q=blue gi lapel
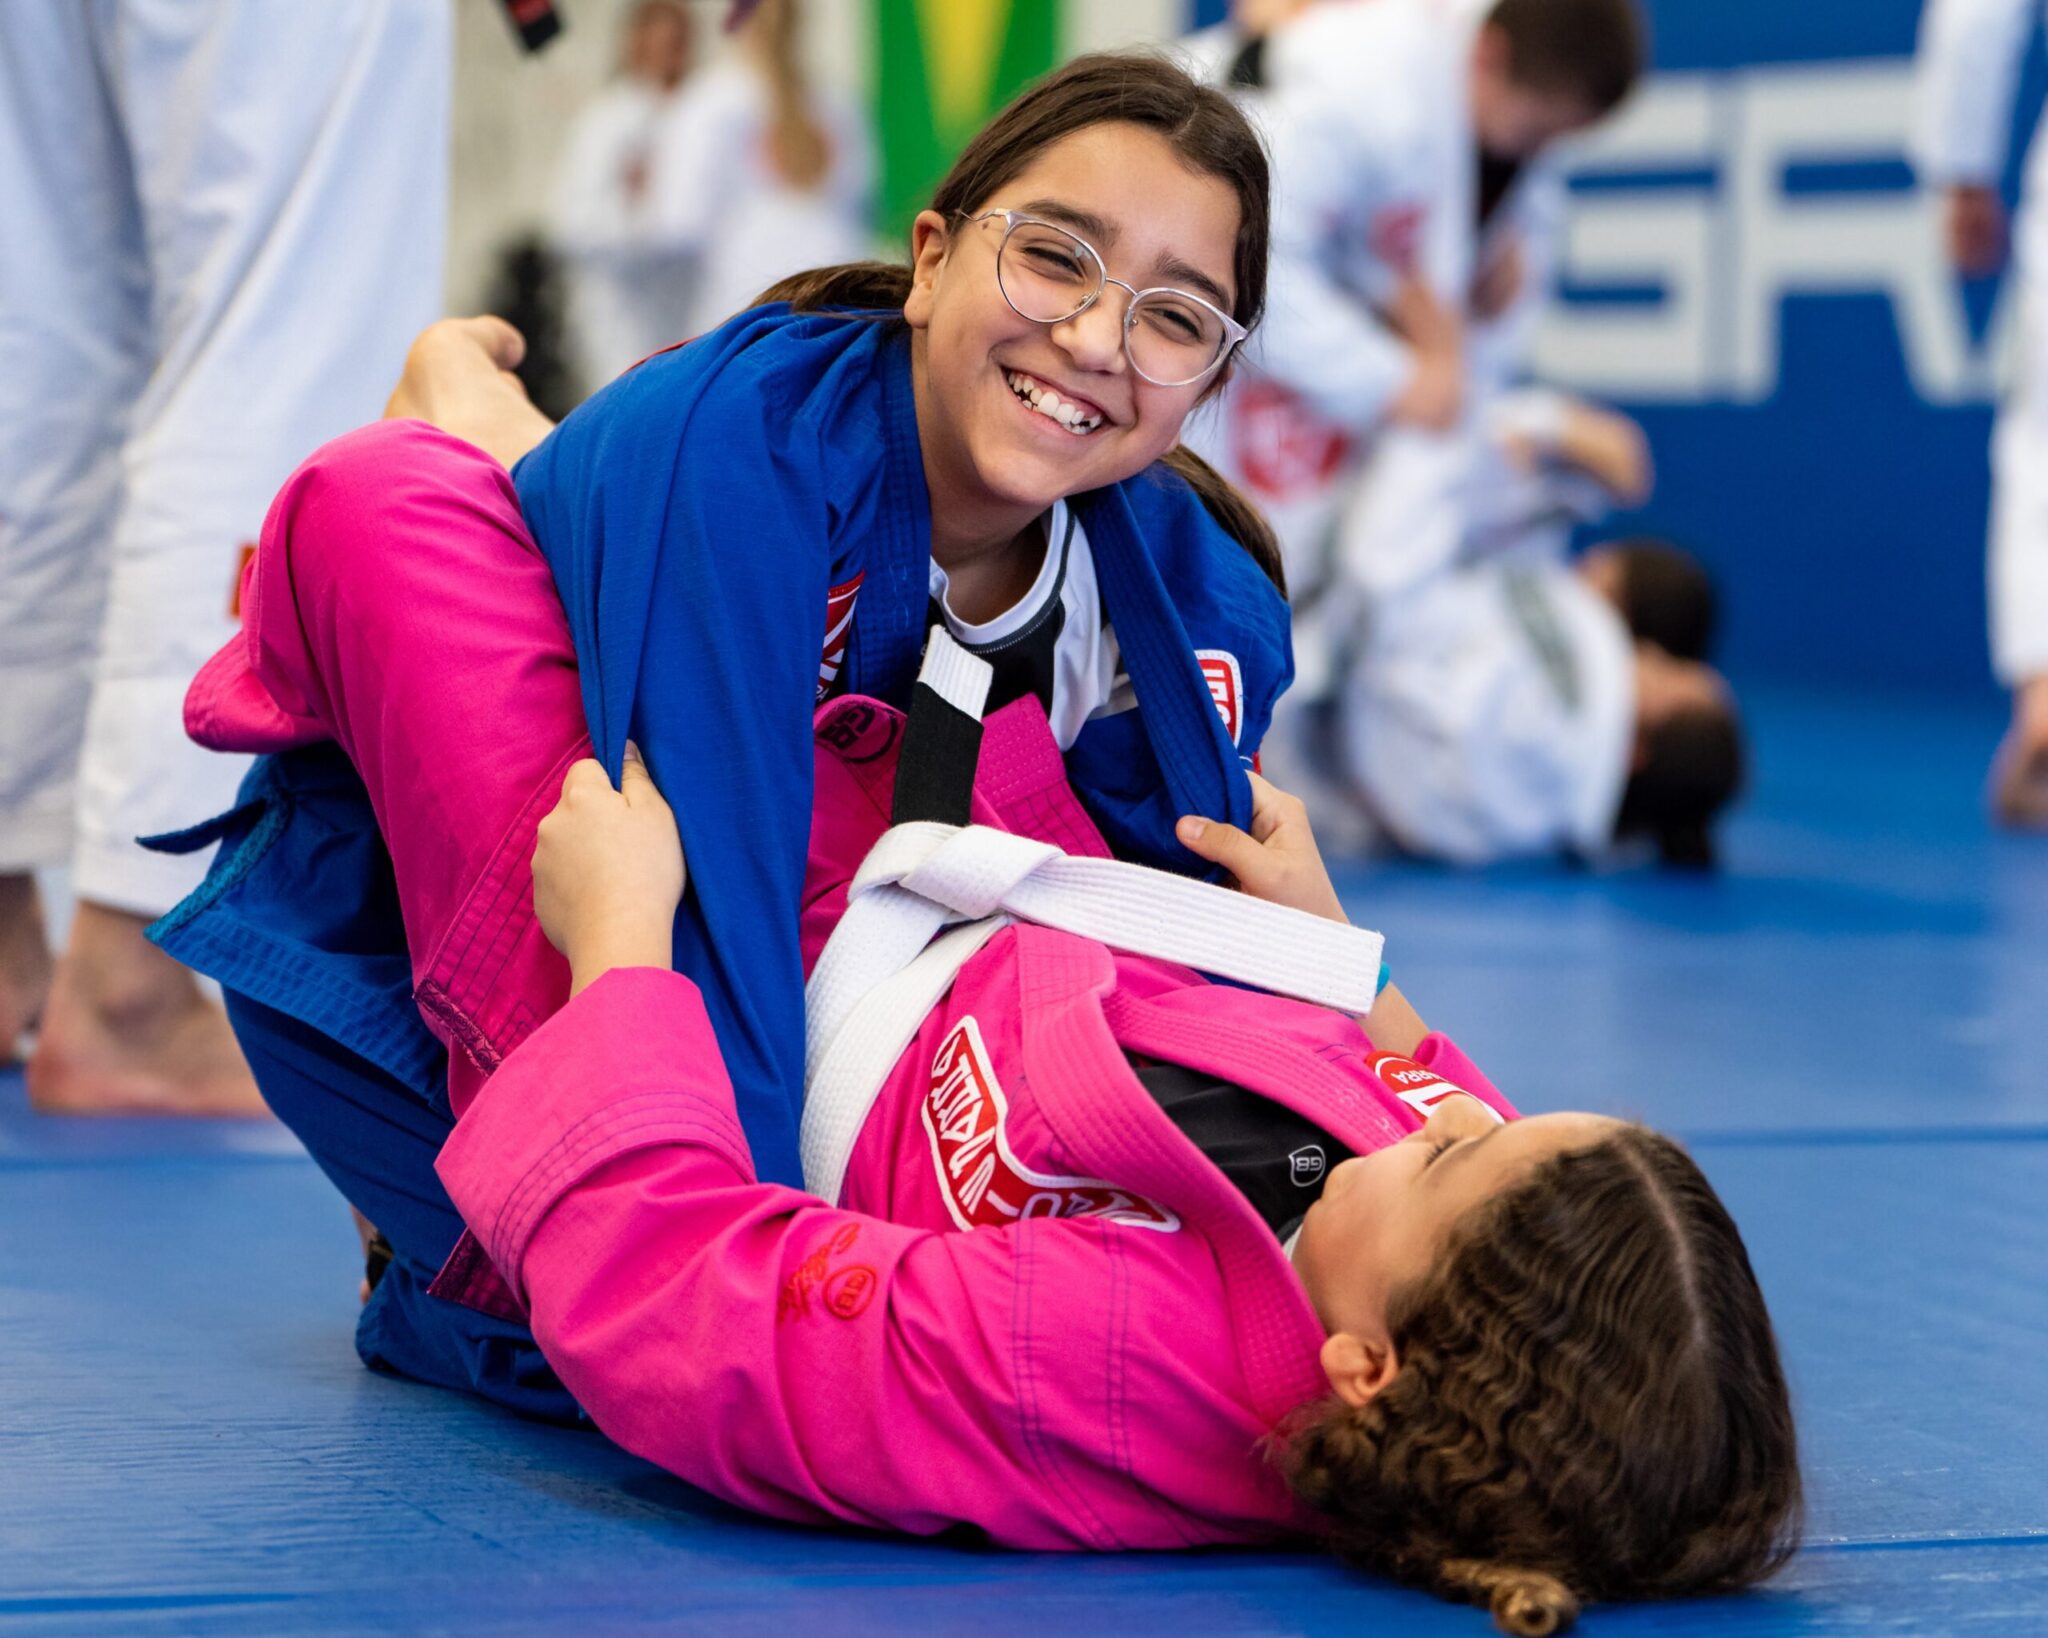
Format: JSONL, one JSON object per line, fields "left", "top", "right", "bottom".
{"left": 847, "top": 325, "right": 933, "bottom": 705}
{"left": 1074, "top": 483, "right": 1255, "bottom": 842}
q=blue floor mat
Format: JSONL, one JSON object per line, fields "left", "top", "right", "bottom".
{"left": 4, "top": 685, "right": 2044, "bottom": 1635}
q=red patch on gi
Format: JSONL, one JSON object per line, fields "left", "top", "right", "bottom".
{"left": 1369, "top": 202, "right": 1426, "bottom": 273}
{"left": 1367, "top": 1052, "right": 1501, "bottom": 1124}
{"left": 817, "top": 572, "right": 864, "bottom": 701}
{"left": 924, "top": 1019, "right": 1179, "bottom": 1233}
{"left": 1228, "top": 379, "right": 1353, "bottom": 501}
{"left": 779, "top": 1222, "right": 871, "bottom": 1323}
{"left": 1195, "top": 650, "right": 1242, "bottom": 744}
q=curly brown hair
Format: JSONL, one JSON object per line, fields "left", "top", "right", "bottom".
{"left": 1279, "top": 1126, "right": 1800, "bottom": 1635}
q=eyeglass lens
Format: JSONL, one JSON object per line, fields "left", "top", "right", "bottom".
{"left": 996, "top": 220, "right": 1227, "bottom": 386}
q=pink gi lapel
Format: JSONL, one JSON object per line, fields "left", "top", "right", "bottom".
{"left": 1013, "top": 926, "right": 1331, "bottom": 1428}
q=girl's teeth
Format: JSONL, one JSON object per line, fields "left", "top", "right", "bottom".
{"left": 1008, "top": 371, "right": 1100, "bottom": 434}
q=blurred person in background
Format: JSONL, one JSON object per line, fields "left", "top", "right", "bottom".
{"left": 1324, "top": 396, "right": 1739, "bottom": 867}
{"left": 0, "top": 0, "right": 448, "bottom": 1109}
{"left": 646, "top": 0, "right": 873, "bottom": 339}
{"left": 1186, "top": 0, "right": 1643, "bottom": 606}
{"left": 1179, "top": 0, "right": 1318, "bottom": 93}
{"left": 548, "top": 0, "right": 703, "bottom": 390}
{"left": 1913, "top": 0, "right": 2048, "bottom": 827}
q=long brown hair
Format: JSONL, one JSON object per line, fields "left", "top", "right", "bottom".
{"left": 755, "top": 53, "right": 1284, "bottom": 593}
{"left": 1281, "top": 1126, "right": 1801, "bottom": 1634}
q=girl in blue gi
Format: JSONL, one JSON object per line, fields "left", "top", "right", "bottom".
{"left": 154, "top": 53, "right": 1297, "bottom": 1413}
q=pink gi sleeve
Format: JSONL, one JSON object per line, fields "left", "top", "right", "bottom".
{"left": 436, "top": 968, "right": 1141, "bottom": 1549}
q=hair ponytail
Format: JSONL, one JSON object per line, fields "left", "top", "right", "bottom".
{"left": 1438, "top": 1561, "right": 1580, "bottom": 1637}
{"left": 1161, "top": 443, "right": 1285, "bottom": 596}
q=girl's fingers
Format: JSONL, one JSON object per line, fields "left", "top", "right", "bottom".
{"left": 1175, "top": 815, "right": 1265, "bottom": 882}
{"left": 562, "top": 757, "right": 611, "bottom": 795}
{"left": 619, "top": 740, "right": 669, "bottom": 810}
{"left": 1245, "top": 771, "right": 1304, "bottom": 844}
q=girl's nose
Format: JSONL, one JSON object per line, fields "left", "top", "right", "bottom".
{"left": 1423, "top": 1092, "right": 1498, "bottom": 1141}
{"left": 1049, "top": 289, "right": 1130, "bottom": 376}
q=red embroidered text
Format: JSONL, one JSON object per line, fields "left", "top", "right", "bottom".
{"left": 923, "top": 1018, "right": 1179, "bottom": 1233}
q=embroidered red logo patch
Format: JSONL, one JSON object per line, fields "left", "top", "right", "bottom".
{"left": 1366, "top": 1052, "right": 1502, "bottom": 1124}
{"left": 817, "top": 572, "right": 864, "bottom": 701}
{"left": 923, "top": 1018, "right": 1179, "bottom": 1234}
{"left": 778, "top": 1222, "right": 875, "bottom": 1323}
{"left": 1228, "top": 378, "right": 1354, "bottom": 501}
{"left": 1196, "top": 650, "right": 1243, "bottom": 744}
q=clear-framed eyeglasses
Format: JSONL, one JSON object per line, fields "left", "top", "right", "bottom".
{"left": 964, "top": 209, "right": 1248, "bottom": 388}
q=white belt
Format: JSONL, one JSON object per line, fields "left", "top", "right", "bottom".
{"left": 800, "top": 820, "right": 1387, "bottom": 1205}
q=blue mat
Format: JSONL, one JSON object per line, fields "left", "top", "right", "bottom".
{"left": 5, "top": 686, "right": 2045, "bottom": 1635}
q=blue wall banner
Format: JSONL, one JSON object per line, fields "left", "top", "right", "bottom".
{"left": 1533, "top": 0, "right": 2037, "bottom": 694}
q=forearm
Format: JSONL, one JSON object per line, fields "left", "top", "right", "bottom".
{"left": 1362, "top": 978, "right": 1427, "bottom": 1056}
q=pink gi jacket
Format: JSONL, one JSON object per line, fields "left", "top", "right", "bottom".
{"left": 436, "top": 694, "right": 1517, "bottom": 1550}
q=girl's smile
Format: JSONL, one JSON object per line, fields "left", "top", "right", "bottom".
{"left": 1002, "top": 367, "right": 1109, "bottom": 436}
{"left": 905, "top": 121, "right": 1241, "bottom": 568}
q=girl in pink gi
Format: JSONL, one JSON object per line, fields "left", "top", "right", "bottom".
{"left": 167, "top": 57, "right": 1800, "bottom": 1636}
{"left": 460, "top": 685, "right": 1801, "bottom": 1638}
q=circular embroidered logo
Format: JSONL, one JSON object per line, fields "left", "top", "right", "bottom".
{"left": 824, "top": 1265, "right": 877, "bottom": 1320}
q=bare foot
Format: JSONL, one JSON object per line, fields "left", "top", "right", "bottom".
{"left": 384, "top": 316, "right": 557, "bottom": 469}
{"left": 351, "top": 1208, "right": 386, "bottom": 1305}
{"left": 0, "top": 873, "right": 54, "bottom": 1064}
{"left": 1991, "top": 676, "right": 2048, "bottom": 829}
{"left": 26, "top": 901, "right": 269, "bottom": 1117}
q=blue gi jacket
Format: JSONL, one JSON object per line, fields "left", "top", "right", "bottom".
{"left": 152, "top": 305, "right": 1292, "bottom": 1190}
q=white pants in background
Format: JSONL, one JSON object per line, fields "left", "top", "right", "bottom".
{"left": 1992, "top": 199, "right": 2048, "bottom": 689}
{"left": 0, "top": 0, "right": 448, "bottom": 915}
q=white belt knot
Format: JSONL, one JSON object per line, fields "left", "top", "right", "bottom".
{"left": 800, "top": 820, "right": 1387, "bottom": 1205}
{"left": 851, "top": 821, "right": 1060, "bottom": 922}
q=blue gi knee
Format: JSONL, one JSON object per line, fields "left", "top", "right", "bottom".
{"left": 148, "top": 744, "right": 577, "bottom": 1424}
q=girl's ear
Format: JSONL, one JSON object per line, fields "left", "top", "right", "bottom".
{"left": 1320, "top": 1330, "right": 1400, "bottom": 1408}
{"left": 904, "top": 209, "right": 953, "bottom": 331}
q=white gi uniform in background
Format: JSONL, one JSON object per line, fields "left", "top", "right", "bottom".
{"left": 1338, "top": 558, "right": 1635, "bottom": 863}
{"left": 0, "top": 0, "right": 447, "bottom": 915}
{"left": 1183, "top": 0, "right": 1567, "bottom": 602}
{"left": 1330, "top": 390, "right": 1607, "bottom": 606}
{"left": 1913, "top": 0, "right": 2048, "bottom": 686}
{"left": 549, "top": 75, "right": 702, "bottom": 389}
{"left": 1329, "top": 394, "right": 1635, "bottom": 863}
{"left": 647, "top": 57, "right": 873, "bottom": 338}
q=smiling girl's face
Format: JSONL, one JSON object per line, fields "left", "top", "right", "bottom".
{"left": 903, "top": 121, "right": 1242, "bottom": 559}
